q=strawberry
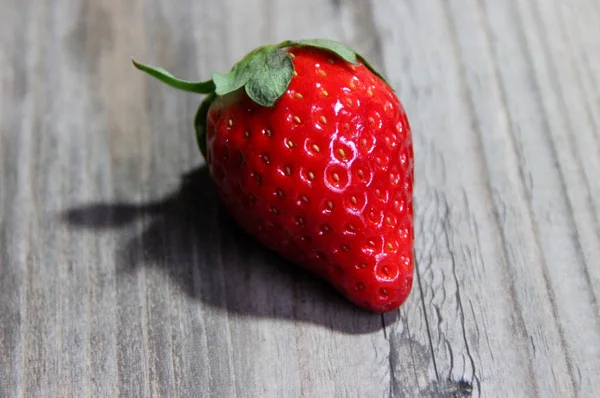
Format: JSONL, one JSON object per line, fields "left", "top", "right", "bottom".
{"left": 133, "top": 39, "right": 414, "bottom": 312}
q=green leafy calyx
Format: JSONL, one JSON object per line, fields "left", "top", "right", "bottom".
{"left": 131, "top": 38, "right": 389, "bottom": 107}
{"left": 210, "top": 45, "right": 293, "bottom": 107}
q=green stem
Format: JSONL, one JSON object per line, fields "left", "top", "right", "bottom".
{"left": 132, "top": 59, "right": 215, "bottom": 94}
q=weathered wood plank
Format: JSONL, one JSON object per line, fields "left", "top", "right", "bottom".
{"left": 0, "top": 3, "right": 28, "bottom": 396}
{"left": 374, "top": 0, "right": 600, "bottom": 397}
{"left": 506, "top": 0, "right": 600, "bottom": 394}
{"left": 446, "top": 0, "right": 579, "bottom": 394}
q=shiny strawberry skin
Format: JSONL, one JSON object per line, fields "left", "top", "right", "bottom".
{"left": 205, "top": 47, "right": 414, "bottom": 312}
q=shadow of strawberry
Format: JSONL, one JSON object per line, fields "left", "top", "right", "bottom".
{"left": 61, "top": 166, "right": 393, "bottom": 334}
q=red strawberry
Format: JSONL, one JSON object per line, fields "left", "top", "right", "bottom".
{"left": 133, "top": 39, "right": 414, "bottom": 312}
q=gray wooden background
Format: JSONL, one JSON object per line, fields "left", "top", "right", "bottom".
{"left": 1, "top": 0, "right": 600, "bottom": 397}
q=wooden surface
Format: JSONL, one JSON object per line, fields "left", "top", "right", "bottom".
{"left": 1, "top": 0, "right": 600, "bottom": 397}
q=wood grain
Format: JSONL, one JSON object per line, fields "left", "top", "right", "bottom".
{"left": 1, "top": 0, "right": 600, "bottom": 397}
